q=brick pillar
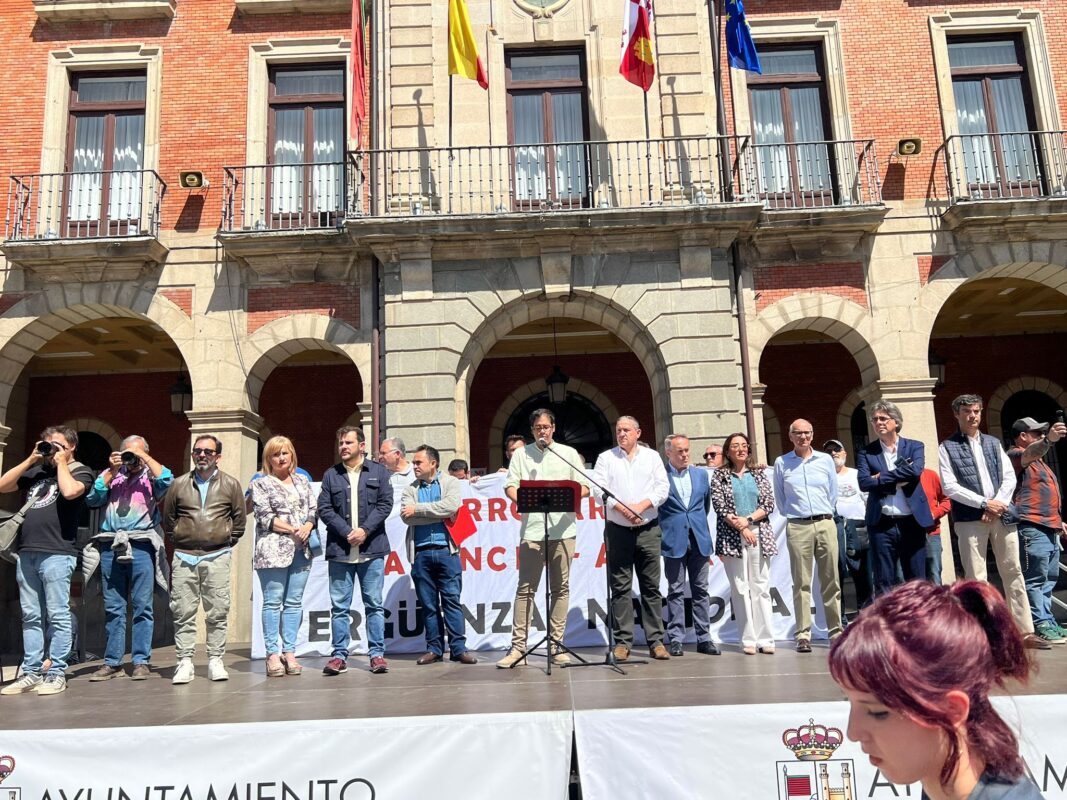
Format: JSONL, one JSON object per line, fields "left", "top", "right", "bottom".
{"left": 183, "top": 409, "right": 264, "bottom": 648}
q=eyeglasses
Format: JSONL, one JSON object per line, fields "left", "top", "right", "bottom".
{"left": 378, "top": 449, "right": 396, "bottom": 457}
{"left": 704, "top": 451, "right": 721, "bottom": 458}
{"left": 791, "top": 431, "right": 814, "bottom": 437}
{"left": 872, "top": 416, "right": 893, "bottom": 423}
{"left": 192, "top": 448, "right": 217, "bottom": 456}
{"left": 532, "top": 425, "right": 553, "bottom": 431}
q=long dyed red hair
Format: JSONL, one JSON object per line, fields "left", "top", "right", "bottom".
{"left": 828, "top": 580, "right": 1032, "bottom": 785}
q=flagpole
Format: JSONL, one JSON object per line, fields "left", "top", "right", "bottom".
{"left": 708, "top": 0, "right": 757, "bottom": 449}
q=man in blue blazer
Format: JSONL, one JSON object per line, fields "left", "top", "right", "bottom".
{"left": 856, "top": 400, "right": 933, "bottom": 595}
{"left": 318, "top": 425, "right": 394, "bottom": 676}
{"left": 659, "top": 434, "right": 719, "bottom": 655}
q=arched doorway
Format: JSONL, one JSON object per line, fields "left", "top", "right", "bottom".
{"left": 502, "top": 390, "right": 612, "bottom": 467}
{"left": 467, "top": 317, "right": 657, "bottom": 470}
{"left": 74, "top": 430, "right": 113, "bottom": 473}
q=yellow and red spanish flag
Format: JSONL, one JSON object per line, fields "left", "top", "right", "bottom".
{"left": 619, "top": 0, "right": 655, "bottom": 91}
{"left": 448, "top": 0, "right": 488, "bottom": 90}
{"left": 351, "top": 0, "right": 368, "bottom": 137}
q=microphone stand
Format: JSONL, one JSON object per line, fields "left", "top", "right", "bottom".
{"left": 538, "top": 440, "right": 647, "bottom": 674}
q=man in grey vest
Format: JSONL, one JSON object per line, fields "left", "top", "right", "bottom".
{"left": 937, "top": 394, "right": 1047, "bottom": 650}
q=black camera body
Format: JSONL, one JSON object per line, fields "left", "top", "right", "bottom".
{"left": 121, "top": 451, "right": 140, "bottom": 468}
{"left": 36, "top": 441, "right": 59, "bottom": 457}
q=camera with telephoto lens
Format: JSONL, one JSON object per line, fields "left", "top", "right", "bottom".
{"left": 36, "top": 441, "right": 60, "bottom": 457}
{"left": 121, "top": 451, "right": 140, "bottom": 468}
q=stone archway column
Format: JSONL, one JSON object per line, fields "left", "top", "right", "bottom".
{"left": 857, "top": 378, "right": 955, "bottom": 583}
{"left": 183, "top": 409, "right": 264, "bottom": 648}
{"left": 750, "top": 383, "right": 769, "bottom": 463}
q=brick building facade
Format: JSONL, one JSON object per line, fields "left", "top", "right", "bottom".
{"left": 1, "top": 0, "right": 1066, "bottom": 648}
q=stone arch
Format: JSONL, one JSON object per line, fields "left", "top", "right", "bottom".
{"left": 836, "top": 389, "right": 866, "bottom": 452}
{"left": 454, "top": 293, "right": 672, "bottom": 457}
{"left": 241, "top": 314, "right": 369, "bottom": 413}
{"left": 61, "top": 417, "right": 122, "bottom": 450}
{"left": 485, "top": 378, "right": 622, "bottom": 467}
{"left": 0, "top": 291, "right": 196, "bottom": 423}
{"left": 750, "top": 294, "right": 880, "bottom": 386}
{"left": 917, "top": 243, "right": 1067, "bottom": 350}
{"left": 986, "top": 376, "right": 1067, "bottom": 441}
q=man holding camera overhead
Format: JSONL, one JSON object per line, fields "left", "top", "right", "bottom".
{"left": 84, "top": 435, "right": 173, "bottom": 682}
{"left": 0, "top": 426, "right": 94, "bottom": 696}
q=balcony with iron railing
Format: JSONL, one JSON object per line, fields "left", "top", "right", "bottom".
{"left": 217, "top": 135, "right": 885, "bottom": 264}
{"left": 942, "top": 130, "right": 1067, "bottom": 232}
{"left": 2, "top": 169, "right": 168, "bottom": 281}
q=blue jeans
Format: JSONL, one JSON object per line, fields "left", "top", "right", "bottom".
{"left": 15, "top": 551, "right": 77, "bottom": 676}
{"left": 100, "top": 540, "right": 156, "bottom": 666}
{"left": 257, "top": 549, "right": 312, "bottom": 655}
{"left": 328, "top": 557, "right": 385, "bottom": 659}
{"left": 871, "top": 515, "right": 927, "bottom": 596}
{"left": 1019, "top": 523, "right": 1060, "bottom": 627}
{"left": 411, "top": 547, "right": 467, "bottom": 658}
{"left": 926, "top": 533, "right": 943, "bottom": 585}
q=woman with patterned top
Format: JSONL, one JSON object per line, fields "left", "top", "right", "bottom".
{"left": 251, "top": 436, "right": 317, "bottom": 677}
{"left": 710, "top": 432, "right": 778, "bottom": 655}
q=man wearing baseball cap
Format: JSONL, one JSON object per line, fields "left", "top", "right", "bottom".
{"left": 1007, "top": 415, "right": 1067, "bottom": 644}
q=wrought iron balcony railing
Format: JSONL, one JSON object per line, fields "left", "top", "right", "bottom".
{"left": 218, "top": 136, "right": 883, "bottom": 231}
{"left": 349, "top": 135, "right": 749, "bottom": 218}
{"left": 945, "top": 130, "right": 1067, "bottom": 202}
{"left": 5, "top": 170, "right": 166, "bottom": 242}
{"left": 221, "top": 161, "right": 349, "bottom": 233}
{"left": 741, "top": 138, "right": 881, "bottom": 210}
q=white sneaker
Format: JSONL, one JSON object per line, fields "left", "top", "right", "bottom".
{"left": 36, "top": 673, "right": 66, "bottom": 696}
{"left": 172, "top": 658, "right": 195, "bottom": 685}
{"left": 1, "top": 673, "right": 42, "bottom": 695}
{"left": 208, "top": 657, "right": 228, "bottom": 682}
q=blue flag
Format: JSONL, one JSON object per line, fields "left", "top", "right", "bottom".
{"left": 724, "top": 0, "right": 761, "bottom": 74}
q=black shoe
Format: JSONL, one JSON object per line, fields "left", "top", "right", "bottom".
{"left": 668, "top": 642, "right": 684, "bottom": 657}
{"left": 696, "top": 641, "right": 721, "bottom": 656}
{"left": 796, "top": 639, "right": 812, "bottom": 653}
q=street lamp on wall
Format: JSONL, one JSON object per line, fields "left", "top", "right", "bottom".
{"left": 928, "top": 351, "right": 946, "bottom": 388}
{"left": 170, "top": 367, "right": 193, "bottom": 416}
{"left": 544, "top": 318, "right": 570, "bottom": 404}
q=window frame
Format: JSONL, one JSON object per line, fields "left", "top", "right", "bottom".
{"left": 266, "top": 62, "right": 347, "bottom": 228}
{"left": 504, "top": 47, "right": 590, "bottom": 210}
{"left": 63, "top": 69, "right": 148, "bottom": 237}
{"left": 745, "top": 41, "right": 837, "bottom": 207}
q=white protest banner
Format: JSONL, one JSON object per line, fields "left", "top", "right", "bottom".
{"left": 573, "top": 695, "right": 1067, "bottom": 800}
{"left": 0, "top": 711, "right": 574, "bottom": 800}
{"left": 252, "top": 474, "right": 833, "bottom": 657}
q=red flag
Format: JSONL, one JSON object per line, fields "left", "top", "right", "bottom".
{"left": 351, "top": 0, "right": 368, "bottom": 139}
{"left": 619, "top": 0, "right": 654, "bottom": 91}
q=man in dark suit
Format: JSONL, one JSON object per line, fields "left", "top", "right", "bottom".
{"left": 856, "top": 400, "right": 933, "bottom": 595}
{"left": 318, "top": 426, "right": 394, "bottom": 675}
{"left": 660, "top": 434, "right": 719, "bottom": 656}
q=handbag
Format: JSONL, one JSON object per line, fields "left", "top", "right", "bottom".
{"left": 307, "top": 527, "right": 323, "bottom": 558}
{"left": 0, "top": 489, "right": 40, "bottom": 564}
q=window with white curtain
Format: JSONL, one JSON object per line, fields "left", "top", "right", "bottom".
{"left": 268, "top": 65, "right": 345, "bottom": 226}
{"left": 506, "top": 50, "right": 588, "bottom": 209}
{"left": 66, "top": 73, "right": 146, "bottom": 234}
{"left": 949, "top": 37, "right": 1040, "bottom": 195}
{"left": 747, "top": 45, "right": 835, "bottom": 207}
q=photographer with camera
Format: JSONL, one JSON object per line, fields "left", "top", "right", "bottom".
{"left": 0, "top": 426, "right": 94, "bottom": 696}
{"left": 84, "top": 435, "right": 173, "bottom": 681}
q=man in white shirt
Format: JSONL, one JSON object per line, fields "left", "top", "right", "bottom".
{"left": 938, "top": 394, "right": 1044, "bottom": 650}
{"left": 592, "top": 416, "right": 670, "bottom": 662}
{"left": 377, "top": 437, "right": 415, "bottom": 496}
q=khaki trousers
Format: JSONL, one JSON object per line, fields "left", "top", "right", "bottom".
{"left": 170, "top": 551, "right": 231, "bottom": 659}
{"left": 955, "top": 519, "right": 1034, "bottom": 633}
{"left": 786, "top": 518, "right": 842, "bottom": 641}
{"left": 511, "top": 538, "right": 576, "bottom": 650}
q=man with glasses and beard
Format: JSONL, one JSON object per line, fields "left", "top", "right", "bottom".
{"left": 163, "top": 435, "right": 245, "bottom": 685}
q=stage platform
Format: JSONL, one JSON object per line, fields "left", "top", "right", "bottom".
{"left": 3, "top": 641, "right": 1066, "bottom": 730}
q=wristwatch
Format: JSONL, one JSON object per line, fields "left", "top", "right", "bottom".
{"left": 980, "top": 500, "right": 988, "bottom": 512}
{"left": 746, "top": 515, "right": 754, "bottom": 526}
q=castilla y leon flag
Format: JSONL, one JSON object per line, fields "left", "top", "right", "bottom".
{"left": 351, "top": 0, "right": 368, "bottom": 136}
{"left": 619, "top": 0, "right": 655, "bottom": 91}
{"left": 448, "top": 0, "right": 489, "bottom": 90}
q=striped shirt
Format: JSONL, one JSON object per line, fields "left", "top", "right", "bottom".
{"left": 1007, "top": 447, "right": 1063, "bottom": 529}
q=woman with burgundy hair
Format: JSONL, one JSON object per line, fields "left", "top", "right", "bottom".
{"left": 829, "top": 580, "right": 1042, "bottom": 799}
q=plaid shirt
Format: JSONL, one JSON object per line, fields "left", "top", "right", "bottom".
{"left": 1007, "top": 447, "right": 1063, "bottom": 529}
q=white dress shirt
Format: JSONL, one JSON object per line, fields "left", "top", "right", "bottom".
{"left": 592, "top": 445, "right": 669, "bottom": 527}
{"left": 879, "top": 441, "right": 911, "bottom": 517}
{"left": 937, "top": 433, "right": 1016, "bottom": 509}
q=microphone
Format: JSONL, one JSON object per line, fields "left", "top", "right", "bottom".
{"left": 537, "top": 437, "right": 549, "bottom": 447}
